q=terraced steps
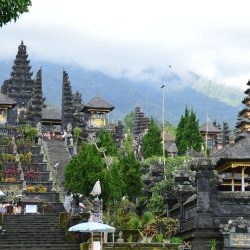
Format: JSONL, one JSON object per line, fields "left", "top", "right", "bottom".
{"left": 0, "top": 214, "right": 79, "bottom": 250}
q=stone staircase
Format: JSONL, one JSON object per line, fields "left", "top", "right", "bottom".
{"left": 0, "top": 214, "right": 79, "bottom": 250}
{"left": 43, "top": 139, "right": 71, "bottom": 190}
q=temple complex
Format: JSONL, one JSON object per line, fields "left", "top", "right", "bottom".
{"left": 0, "top": 42, "right": 122, "bottom": 143}
{"left": 167, "top": 80, "right": 250, "bottom": 249}
{"left": 199, "top": 121, "right": 234, "bottom": 153}
{"left": 236, "top": 80, "right": 250, "bottom": 140}
{"left": 82, "top": 96, "right": 114, "bottom": 129}
{"left": 0, "top": 93, "right": 16, "bottom": 124}
{"left": 133, "top": 106, "right": 150, "bottom": 138}
{"left": 26, "top": 68, "right": 45, "bottom": 126}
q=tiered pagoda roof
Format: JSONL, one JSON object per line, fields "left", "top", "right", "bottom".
{"left": 26, "top": 69, "right": 45, "bottom": 126}
{"left": 133, "top": 106, "right": 150, "bottom": 137}
{"left": 61, "top": 70, "right": 74, "bottom": 129}
{"left": 2, "top": 41, "right": 34, "bottom": 107}
{"left": 236, "top": 80, "right": 250, "bottom": 140}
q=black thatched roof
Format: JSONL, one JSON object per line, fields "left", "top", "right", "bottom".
{"left": 83, "top": 96, "right": 114, "bottom": 111}
{"left": 0, "top": 93, "right": 16, "bottom": 106}
{"left": 200, "top": 122, "right": 220, "bottom": 133}
{"left": 42, "top": 108, "right": 61, "bottom": 121}
{"left": 212, "top": 135, "right": 250, "bottom": 165}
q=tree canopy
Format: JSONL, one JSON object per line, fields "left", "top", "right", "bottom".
{"left": 142, "top": 118, "right": 162, "bottom": 159}
{"left": 97, "top": 128, "right": 118, "bottom": 156}
{"left": 64, "top": 141, "right": 105, "bottom": 195}
{"left": 0, "top": 0, "right": 32, "bottom": 27}
{"left": 175, "top": 107, "right": 203, "bottom": 155}
{"left": 123, "top": 111, "right": 135, "bottom": 133}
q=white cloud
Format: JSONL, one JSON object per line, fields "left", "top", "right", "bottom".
{"left": 1, "top": 0, "right": 250, "bottom": 88}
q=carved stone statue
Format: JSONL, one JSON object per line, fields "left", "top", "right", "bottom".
{"left": 15, "top": 153, "right": 20, "bottom": 162}
{"left": 67, "top": 123, "right": 72, "bottom": 134}
{"left": 22, "top": 181, "right": 27, "bottom": 191}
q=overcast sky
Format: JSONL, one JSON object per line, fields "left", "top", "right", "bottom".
{"left": 1, "top": 0, "right": 250, "bottom": 88}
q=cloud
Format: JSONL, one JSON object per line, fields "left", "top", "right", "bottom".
{"left": 1, "top": 0, "right": 250, "bottom": 88}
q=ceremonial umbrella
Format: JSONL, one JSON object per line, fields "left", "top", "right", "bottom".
{"left": 90, "top": 180, "right": 101, "bottom": 197}
{"left": 0, "top": 191, "right": 5, "bottom": 197}
{"left": 69, "top": 221, "right": 116, "bottom": 249}
{"left": 68, "top": 221, "right": 115, "bottom": 233}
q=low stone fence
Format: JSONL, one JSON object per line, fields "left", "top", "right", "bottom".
{"left": 80, "top": 242, "right": 180, "bottom": 250}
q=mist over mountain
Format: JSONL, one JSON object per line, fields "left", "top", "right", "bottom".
{"left": 0, "top": 60, "right": 244, "bottom": 126}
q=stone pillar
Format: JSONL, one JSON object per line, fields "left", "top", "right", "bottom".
{"left": 192, "top": 159, "right": 215, "bottom": 250}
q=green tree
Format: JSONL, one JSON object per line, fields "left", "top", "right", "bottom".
{"left": 176, "top": 107, "right": 203, "bottom": 155}
{"left": 103, "top": 159, "right": 124, "bottom": 202}
{"left": 0, "top": 0, "right": 32, "bottom": 27}
{"left": 123, "top": 131, "right": 134, "bottom": 154}
{"left": 17, "top": 124, "right": 38, "bottom": 141}
{"left": 164, "top": 121, "right": 176, "bottom": 137}
{"left": 142, "top": 118, "right": 162, "bottom": 159}
{"left": 64, "top": 141, "right": 105, "bottom": 195}
{"left": 0, "top": 162, "right": 2, "bottom": 181}
{"left": 120, "top": 152, "right": 142, "bottom": 201}
{"left": 123, "top": 111, "right": 135, "bottom": 133}
{"left": 97, "top": 128, "right": 117, "bottom": 156}
{"left": 147, "top": 156, "right": 188, "bottom": 215}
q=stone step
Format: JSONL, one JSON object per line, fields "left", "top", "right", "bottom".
{"left": 0, "top": 245, "right": 79, "bottom": 250}
{"left": 0, "top": 214, "right": 78, "bottom": 249}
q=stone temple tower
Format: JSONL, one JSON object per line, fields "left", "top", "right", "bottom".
{"left": 61, "top": 70, "right": 74, "bottom": 130}
{"left": 1, "top": 41, "right": 34, "bottom": 124}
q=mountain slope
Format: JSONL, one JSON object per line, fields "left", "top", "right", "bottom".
{"left": 0, "top": 60, "right": 243, "bottom": 126}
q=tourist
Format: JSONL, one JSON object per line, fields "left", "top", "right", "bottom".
{"left": 16, "top": 198, "right": 23, "bottom": 215}
{"left": 0, "top": 225, "right": 5, "bottom": 236}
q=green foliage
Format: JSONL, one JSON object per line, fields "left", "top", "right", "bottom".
{"left": 147, "top": 156, "right": 188, "bottom": 215}
{"left": 127, "top": 234, "right": 133, "bottom": 243}
{"left": 170, "top": 237, "right": 183, "bottom": 244}
{"left": 17, "top": 124, "right": 38, "bottom": 141}
{"left": 97, "top": 128, "right": 118, "bottom": 156}
{"left": 128, "top": 215, "right": 142, "bottom": 230}
{"left": 0, "top": 0, "right": 31, "bottom": 27}
{"left": 102, "top": 159, "right": 124, "bottom": 202}
{"left": 176, "top": 107, "right": 204, "bottom": 155}
{"left": 109, "top": 198, "right": 137, "bottom": 229}
{"left": 0, "top": 162, "right": 2, "bottom": 181}
{"left": 210, "top": 239, "right": 217, "bottom": 250}
{"left": 64, "top": 141, "right": 105, "bottom": 195}
{"left": 164, "top": 121, "right": 176, "bottom": 137}
{"left": 148, "top": 180, "right": 169, "bottom": 216}
{"left": 73, "top": 127, "right": 82, "bottom": 145}
{"left": 155, "top": 233, "right": 164, "bottom": 243}
{"left": 142, "top": 118, "right": 162, "bottom": 159}
{"left": 119, "top": 152, "right": 142, "bottom": 201}
{"left": 123, "top": 111, "right": 135, "bottom": 133}
{"left": 142, "top": 211, "right": 154, "bottom": 226}
{"left": 123, "top": 131, "right": 134, "bottom": 154}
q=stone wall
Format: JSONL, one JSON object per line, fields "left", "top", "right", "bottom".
{"left": 80, "top": 243, "right": 180, "bottom": 250}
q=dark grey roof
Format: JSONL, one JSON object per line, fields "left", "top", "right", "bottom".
{"left": 200, "top": 122, "right": 220, "bottom": 133}
{"left": 165, "top": 142, "right": 178, "bottom": 154}
{"left": 0, "top": 93, "right": 16, "bottom": 106}
{"left": 164, "top": 132, "right": 175, "bottom": 142}
{"left": 42, "top": 108, "right": 61, "bottom": 120}
{"left": 212, "top": 135, "right": 250, "bottom": 162}
{"left": 85, "top": 96, "right": 114, "bottom": 110}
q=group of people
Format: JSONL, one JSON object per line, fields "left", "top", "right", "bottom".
{"left": 42, "top": 130, "right": 66, "bottom": 141}
{"left": 0, "top": 198, "right": 23, "bottom": 215}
